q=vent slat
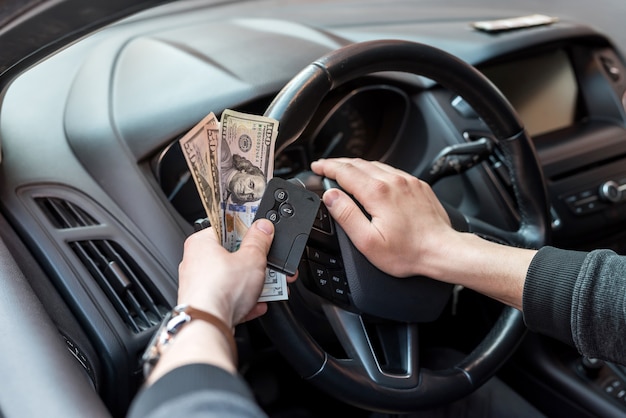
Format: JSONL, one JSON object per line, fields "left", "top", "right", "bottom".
{"left": 35, "top": 197, "right": 98, "bottom": 229}
{"left": 106, "top": 261, "right": 132, "bottom": 292}
{"left": 65, "top": 200, "right": 97, "bottom": 227}
{"left": 70, "top": 240, "right": 167, "bottom": 333}
{"left": 125, "top": 291, "right": 153, "bottom": 327}
{"left": 48, "top": 199, "right": 78, "bottom": 228}
{"left": 101, "top": 241, "right": 163, "bottom": 319}
{"left": 71, "top": 242, "right": 142, "bottom": 333}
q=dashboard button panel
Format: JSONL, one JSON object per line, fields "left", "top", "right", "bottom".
{"left": 561, "top": 177, "right": 626, "bottom": 216}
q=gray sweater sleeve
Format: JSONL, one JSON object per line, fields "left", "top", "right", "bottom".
{"left": 126, "top": 364, "right": 267, "bottom": 418}
{"left": 523, "top": 246, "right": 626, "bottom": 365}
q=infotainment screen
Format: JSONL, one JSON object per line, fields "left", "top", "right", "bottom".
{"left": 480, "top": 49, "right": 579, "bottom": 137}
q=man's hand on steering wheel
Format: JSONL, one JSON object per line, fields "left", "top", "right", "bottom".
{"left": 311, "top": 158, "right": 453, "bottom": 279}
{"left": 311, "top": 157, "right": 537, "bottom": 311}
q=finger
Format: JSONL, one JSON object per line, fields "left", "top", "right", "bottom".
{"left": 363, "top": 162, "right": 448, "bottom": 224}
{"left": 286, "top": 270, "right": 299, "bottom": 283}
{"left": 237, "top": 218, "right": 275, "bottom": 258}
{"left": 314, "top": 159, "right": 416, "bottom": 193}
{"left": 370, "top": 161, "right": 415, "bottom": 178}
{"left": 315, "top": 159, "right": 405, "bottom": 221}
{"left": 322, "top": 188, "right": 373, "bottom": 248}
{"left": 314, "top": 158, "right": 409, "bottom": 176}
{"left": 312, "top": 159, "right": 389, "bottom": 201}
{"left": 311, "top": 158, "right": 363, "bottom": 182}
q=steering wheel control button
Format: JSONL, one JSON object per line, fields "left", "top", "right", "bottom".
{"left": 304, "top": 247, "right": 349, "bottom": 302}
{"left": 307, "top": 247, "right": 342, "bottom": 268}
{"left": 313, "top": 205, "right": 332, "bottom": 233}
{"left": 329, "top": 271, "right": 349, "bottom": 302}
{"left": 307, "top": 261, "right": 333, "bottom": 298}
{"left": 253, "top": 177, "right": 321, "bottom": 276}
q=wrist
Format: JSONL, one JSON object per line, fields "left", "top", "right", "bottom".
{"left": 142, "top": 304, "right": 238, "bottom": 385}
{"left": 422, "top": 232, "right": 536, "bottom": 309}
{"left": 414, "top": 227, "right": 465, "bottom": 279}
{"left": 177, "top": 295, "right": 235, "bottom": 329}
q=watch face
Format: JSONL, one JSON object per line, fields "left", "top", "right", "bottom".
{"left": 141, "top": 309, "right": 174, "bottom": 376}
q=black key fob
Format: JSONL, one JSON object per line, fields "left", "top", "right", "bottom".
{"left": 254, "top": 177, "right": 321, "bottom": 276}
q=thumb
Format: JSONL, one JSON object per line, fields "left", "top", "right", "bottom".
{"left": 322, "top": 188, "right": 371, "bottom": 246}
{"left": 238, "top": 218, "right": 274, "bottom": 258}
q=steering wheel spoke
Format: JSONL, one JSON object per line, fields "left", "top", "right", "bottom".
{"left": 322, "top": 304, "right": 420, "bottom": 389}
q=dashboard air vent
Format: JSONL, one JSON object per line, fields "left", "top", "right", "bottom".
{"left": 35, "top": 197, "right": 99, "bottom": 228}
{"left": 69, "top": 240, "right": 167, "bottom": 333}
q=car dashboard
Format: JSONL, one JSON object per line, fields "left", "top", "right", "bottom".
{"left": 1, "top": 1, "right": 626, "bottom": 417}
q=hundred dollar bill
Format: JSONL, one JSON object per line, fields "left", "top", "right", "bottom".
{"left": 179, "top": 112, "right": 223, "bottom": 244}
{"left": 218, "top": 109, "right": 287, "bottom": 302}
{"left": 219, "top": 109, "right": 278, "bottom": 251}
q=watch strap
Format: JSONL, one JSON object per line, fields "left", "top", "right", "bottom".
{"left": 185, "top": 306, "right": 238, "bottom": 365}
{"left": 142, "top": 305, "right": 238, "bottom": 378}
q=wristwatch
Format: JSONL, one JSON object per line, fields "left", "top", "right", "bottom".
{"left": 141, "top": 304, "right": 237, "bottom": 377}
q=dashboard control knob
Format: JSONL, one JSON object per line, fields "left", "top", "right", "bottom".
{"left": 599, "top": 180, "right": 622, "bottom": 203}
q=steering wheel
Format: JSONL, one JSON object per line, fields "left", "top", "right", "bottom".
{"left": 259, "top": 40, "right": 550, "bottom": 412}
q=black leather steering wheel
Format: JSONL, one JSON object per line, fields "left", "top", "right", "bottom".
{"left": 259, "top": 40, "right": 550, "bottom": 412}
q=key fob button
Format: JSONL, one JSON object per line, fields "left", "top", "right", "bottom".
{"left": 274, "top": 189, "right": 288, "bottom": 202}
{"left": 266, "top": 210, "right": 279, "bottom": 223}
{"left": 279, "top": 203, "right": 295, "bottom": 218}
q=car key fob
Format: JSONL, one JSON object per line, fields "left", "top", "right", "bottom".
{"left": 254, "top": 177, "right": 321, "bottom": 276}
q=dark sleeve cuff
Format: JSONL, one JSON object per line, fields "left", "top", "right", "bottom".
{"left": 522, "top": 246, "right": 587, "bottom": 346}
{"left": 127, "top": 364, "right": 255, "bottom": 418}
